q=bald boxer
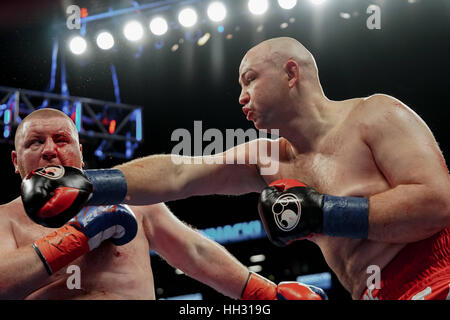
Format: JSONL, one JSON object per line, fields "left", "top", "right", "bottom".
{"left": 23, "top": 37, "right": 450, "bottom": 300}
{"left": 1, "top": 108, "right": 326, "bottom": 300}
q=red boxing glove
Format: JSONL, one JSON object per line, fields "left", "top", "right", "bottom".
{"left": 269, "top": 179, "right": 307, "bottom": 191}
{"left": 241, "top": 272, "right": 327, "bottom": 300}
{"left": 276, "top": 281, "right": 328, "bottom": 300}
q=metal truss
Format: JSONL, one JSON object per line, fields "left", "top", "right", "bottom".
{"left": 0, "top": 86, "right": 143, "bottom": 160}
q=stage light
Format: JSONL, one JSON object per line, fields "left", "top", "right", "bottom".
{"left": 309, "top": 0, "right": 327, "bottom": 5}
{"left": 96, "top": 31, "right": 114, "bottom": 50}
{"left": 149, "top": 17, "right": 168, "bottom": 36}
{"left": 278, "top": 0, "right": 297, "bottom": 10}
{"left": 175, "top": 268, "right": 184, "bottom": 275}
{"left": 207, "top": 2, "right": 227, "bottom": 22}
{"left": 80, "top": 7, "right": 88, "bottom": 18}
{"left": 249, "top": 254, "right": 266, "bottom": 263}
{"left": 248, "top": 265, "right": 262, "bottom": 273}
{"left": 340, "top": 12, "right": 351, "bottom": 19}
{"left": 109, "top": 119, "right": 116, "bottom": 134}
{"left": 69, "top": 36, "right": 87, "bottom": 55}
{"left": 178, "top": 8, "right": 198, "bottom": 28}
{"left": 123, "top": 21, "right": 144, "bottom": 41}
{"left": 197, "top": 33, "right": 211, "bottom": 46}
{"left": 248, "top": 0, "right": 269, "bottom": 15}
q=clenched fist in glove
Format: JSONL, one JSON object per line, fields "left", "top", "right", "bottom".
{"left": 241, "top": 272, "right": 327, "bottom": 300}
{"left": 21, "top": 165, "right": 127, "bottom": 228}
{"left": 258, "top": 179, "right": 369, "bottom": 246}
{"left": 33, "top": 204, "right": 138, "bottom": 275}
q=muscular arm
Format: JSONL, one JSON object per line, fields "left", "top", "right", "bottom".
{"left": 362, "top": 95, "right": 450, "bottom": 243}
{"left": 141, "top": 203, "right": 249, "bottom": 299}
{"left": 0, "top": 211, "right": 49, "bottom": 299}
{"left": 116, "top": 139, "right": 270, "bottom": 205}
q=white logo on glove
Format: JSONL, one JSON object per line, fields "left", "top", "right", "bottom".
{"left": 272, "top": 193, "right": 301, "bottom": 232}
{"left": 33, "top": 165, "right": 65, "bottom": 180}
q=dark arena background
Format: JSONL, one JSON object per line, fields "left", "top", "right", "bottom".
{"left": 0, "top": 0, "right": 449, "bottom": 303}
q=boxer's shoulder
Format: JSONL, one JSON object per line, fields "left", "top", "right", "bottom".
{"left": 359, "top": 94, "right": 414, "bottom": 120}
{"left": 0, "top": 198, "right": 25, "bottom": 250}
{"left": 0, "top": 197, "right": 23, "bottom": 224}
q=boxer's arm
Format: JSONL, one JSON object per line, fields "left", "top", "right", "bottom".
{"left": 362, "top": 95, "right": 450, "bottom": 243}
{"left": 0, "top": 216, "right": 50, "bottom": 299}
{"left": 115, "top": 139, "right": 270, "bottom": 205}
{"left": 141, "top": 203, "right": 249, "bottom": 299}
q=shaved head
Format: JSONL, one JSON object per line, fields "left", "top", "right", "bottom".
{"left": 12, "top": 108, "right": 83, "bottom": 178}
{"left": 14, "top": 108, "right": 79, "bottom": 148}
{"left": 240, "top": 37, "right": 320, "bottom": 84}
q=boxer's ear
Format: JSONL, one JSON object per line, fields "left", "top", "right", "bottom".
{"left": 284, "top": 58, "right": 300, "bottom": 89}
{"left": 80, "top": 144, "right": 85, "bottom": 168}
{"left": 11, "top": 150, "right": 19, "bottom": 174}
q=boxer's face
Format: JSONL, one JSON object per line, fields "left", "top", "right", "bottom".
{"left": 239, "top": 48, "right": 289, "bottom": 130}
{"left": 12, "top": 116, "right": 84, "bottom": 178}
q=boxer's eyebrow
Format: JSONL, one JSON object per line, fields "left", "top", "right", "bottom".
{"left": 239, "top": 68, "right": 253, "bottom": 86}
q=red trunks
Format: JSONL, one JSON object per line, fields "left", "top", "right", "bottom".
{"left": 361, "top": 227, "right": 450, "bottom": 300}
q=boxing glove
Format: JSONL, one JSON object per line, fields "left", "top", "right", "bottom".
{"left": 21, "top": 165, "right": 127, "bottom": 228}
{"left": 33, "top": 204, "right": 138, "bottom": 275}
{"left": 258, "top": 179, "right": 369, "bottom": 246}
{"left": 241, "top": 272, "right": 327, "bottom": 300}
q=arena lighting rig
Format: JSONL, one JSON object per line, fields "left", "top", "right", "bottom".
{"left": 65, "top": 0, "right": 332, "bottom": 55}
{"left": 0, "top": 86, "right": 143, "bottom": 160}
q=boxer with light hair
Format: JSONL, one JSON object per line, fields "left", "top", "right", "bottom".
{"left": 23, "top": 37, "right": 450, "bottom": 300}
{"left": 0, "top": 108, "right": 326, "bottom": 300}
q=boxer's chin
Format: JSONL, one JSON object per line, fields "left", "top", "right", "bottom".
{"left": 17, "top": 164, "right": 28, "bottom": 179}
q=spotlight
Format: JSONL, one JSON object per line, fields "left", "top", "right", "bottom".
{"left": 248, "top": 265, "right": 263, "bottom": 273}
{"left": 207, "top": 2, "right": 227, "bottom": 22}
{"left": 69, "top": 36, "right": 87, "bottom": 55}
{"left": 309, "top": 0, "right": 327, "bottom": 5}
{"left": 149, "top": 17, "right": 168, "bottom": 36}
{"left": 340, "top": 12, "right": 351, "bottom": 19}
{"left": 249, "top": 254, "right": 266, "bottom": 263}
{"left": 123, "top": 21, "right": 144, "bottom": 41}
{"left": 96, "top": 32, "right": 114, "bottom": 50}
{"left": 278, "top": 0, "right": 297, "bottom": 10}
{"left": 178, "top": 8, "right": 198, "bottom": 28}
{"left": 248, "top": 0, "right": 269, "bottom": 15}
{"left": 197, "top": 33, "right": 211, "bottom": 46}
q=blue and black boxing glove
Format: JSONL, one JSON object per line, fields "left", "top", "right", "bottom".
{"left": 33, "top": 205, "right": 138, "bottom": 275}
{"left": 258, "top": 179, "right": 369, "bottom": 246}
{"left": 21, "top": 165, "right": 127, "bottom": 228}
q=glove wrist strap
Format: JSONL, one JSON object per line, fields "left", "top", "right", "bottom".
{"left": 85, "top": 169, "right": 127, "bottom": 205}
{"left": 322, "top": 195, "right": 369, "bottom": 239}
{"left": 33, "top": 225, "right": 89, "bottom": 275}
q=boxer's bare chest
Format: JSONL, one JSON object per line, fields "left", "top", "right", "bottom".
{"left": 260, "top": 120, "right": 404, "bottom": 298}
{"left": 6, "top": 201, "right": 154, "bottom": 299}
{"left": 263, "top": 127, "right": 390, "bottom": 197}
